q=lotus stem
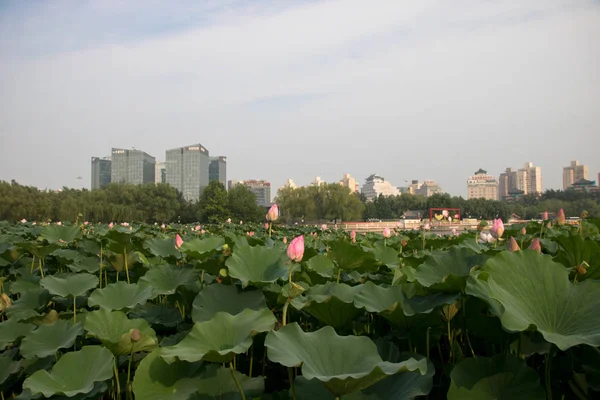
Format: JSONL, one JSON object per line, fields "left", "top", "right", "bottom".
{"left": 123, "top": 248, "right": 130, "bottom": 284}
{"left": 288, "top": 367, "right": 297, "bottom": 400}
{"left": 545, "top": 345, "right": 556, "bottom": 400}
{"left": 336, "top": 268, "right": 342, "bottom": 284}
{"left": 73, "top": 296, "right": 77, "bottom": 323}
{"left": 229, "top": 361, "right": 246, "bottom": 400}
{"left": 269, "top": 222, "right": 272, "bottom": 238}
{"left": 282, "top": 300, "right": 290, "bottom": 326}
{"left": 248, "top": 345, "right": 254, "bottom": 377}
{"left": 31, "top": 256, "right": 35, "bottom": 274}
{"left": 38, "top": 258, "right": 44, "bottom": 278}
{"left": 126, "top": 344, "right": 134, "bottom": 399}
{"left": 114, "top": 358, "right": 122, "bottom": 400}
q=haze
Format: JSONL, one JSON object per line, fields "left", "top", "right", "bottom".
{"left": 1, "top": 0, "right": 599, "bottom": 196}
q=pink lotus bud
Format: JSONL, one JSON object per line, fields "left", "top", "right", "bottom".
{"left": 195, "top": 225, "right": 201, "bottom": 231}
{"left": 529, "top": 238, "right": 542, "bottom": 253}
{"left": 350, "top": 231, "right": 356, "bottom": 239}
{"left": 175, "top": 234, "right": 184, "bottom": 250}
{"left": 424, "top": 223, "right": 430, "bottom": 230}
{"left": 57, "top": 221, "right": 62, "bottom": 226}
{"left": 265, "top": 223, "right": 269, "bottom": 230}
{"left": 508, "top": 237, "right": 520, "bottom": 252}
{"left": 201, "top": 229, "right": 206, "bottom": 234}
{"left": 542, "top": 211, "right": 549, "bottom": 221}
{"left": 283, "top": 237, "right": 287, "bottom": 244}
{"left": 521, "top": 227, "right": 526, "bottom": 235}
{"left": 240, "top": 221, "right": 243, "bottom": 224}
{"left": 451, "top": 228, "right": 457, "bottom": 236}
{"left": 396, "top": 221, "right": 402, "bottom": 227}
{"left": 286, "top": 236, "right": 304, "bottom": 262}
{"left": 266, "top": 204, "right": 279, "bottom": 222}
{"left": 108, "top": 222, "right": 114, "bottom": 229}
{"left": 249, "top": 231, "right": 254, "bottom": 236}
{"left": 84, "top": 221, "right": 89, "bottom": 225}
{"left": 32, "top": 222, "right": 36, "bottom": 225}
{"left": 556, "top": 209, "right": 566, "bottom": 225}
{"left": 490, "top": 219, "right": 504, "bottom": 239}
{"left": 383, "top": 227, "right": 391, "bottom": 238}
{"left": 131, "top": 328, "right": 140, "bottom": 342}
{"left": 20, "top": 219, "right": 27, "bottom": 223}
{"left": 454, "top": 213, "right": 460, "bottom": 219}
{"left": 448, "top": 216, "right": 452, "bottom": 222}
{"left": 161, "top": 224, "right": 166, "bottom": 229}
{"left": 321, "top": 224, "right": 327, "bottom": 230}
{"left": 547, "top": 222, "right": 552, "bottom": 229}
{"left": 226, "top": 218, "right": 231, "bottom": 223}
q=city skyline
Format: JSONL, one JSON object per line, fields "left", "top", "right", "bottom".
{"left": 1, "top": 1, "right": 599, "bottom": 195}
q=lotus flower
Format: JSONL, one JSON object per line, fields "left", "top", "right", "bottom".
{"left": 108, "top": 222, "right": 114, "bottom": 229}
{"left": 286, "top": 236, "right": 304, "bottom": 262}
{"left": 194, "top": 225, "right": 201, "bottom": 231}
{"left": 283, "top": 237, "right": 287, "bottom": 244}
{"left": 265, "top": 223, "right": 269, "bottom": 230}
{"left": 556, "top": 209, "right": 566, "bottom": 225}
{"left": 521, "top": 227, "right": 527, "bottom": 235}
{"left": 131, "top": 329, "right": 140, "bottom": 342}
{"left": 266, "top": 204, "right": 279, "bottom": 222}
{"left": 424, "top": 223, "right": 430, "bottom": 230}
{"left": 121, "top": 222, "right": 129, "bottom": 227}
{"left": 201, "top": 229, "right": 206, "bottom": 234}
{"left": 396, "top": 221, "right": 402, "bottom": 227}
{"left": 226, "top": 218, "right": 231, "bottom": 223}
{"left": 490, "top": 219, "right": 504, "bottom": 239}
{"left": 240, "top": 220, "right": 243, "bottom": 224}
{"left": 20, "top": 219, "right": 26, "bottom": 223}
{"left": 161, "top": 223, "right": 166, "bottom": 229}
{"left": 350, "top": 230, "right": 356, "bottom": 239}
{"left": 56, "top": 221, "right": 62, "bottom": 226}
{"left": 84, "top": 221, "right": 89, "bottom": 226}
{"left": 451, "top": 228, "right": 457, "bottom": 236}
{"left": 508, "top": 237, "right": 520, "bottom": 252}
{"left": 479, "top": 232, "right": 495, "bottom": 243}
{"left": 454, "top": 213, "right": 460, "bottom": 219}
{"left": 529, "top": 238, "right": 542, "bottom": 253}
{"left": 383, "top": 227, "right": 391, "bottom": 238}
{"left": 448, "top": 217, "right": 452, "bottom": 222}
{"left": 542, "top": 211, "right": 549, "bottom": 221}
{"left": 175, "top": 234, "right": 184, "bottom": 250}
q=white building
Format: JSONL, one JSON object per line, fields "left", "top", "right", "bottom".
{"left": 361, "top": 174, "right": 400, "bottom": 201}
{"left": 467, "top": 169, "right": 499, "bottom": 200}
{"left": 311, "top": 176, "right": 325, "bottom": 187}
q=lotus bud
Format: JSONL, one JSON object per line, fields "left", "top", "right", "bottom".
{"left": 383, "top": 227, "right": 391, "bottom": 238}
{"left": 0, "top": 293, "right": 12, "bottom": 311}
{"left": 448, "top": 216, "right": 452, "bottom": 222}
{"left": 283, "top": 237, "right": 287, "bottom": 244}
{"left": 201, "top": 229, "right": 206, "bottom": 234}
{"left": 490, "top": 218, "right": 504, "bottom": 239}
{"left": 508, "top": 237, "right": 520, "bottom": 252}
{"left": 424, "top": 223, "right": 430, "bottom": 230}
{"left": 576, "top": 264, "right": 587, "bottom": 277}
{"left": 20, "top": 219, "right": 26, "bottom": 223}
{"left": 266, "top": 204, "right": 279, "bottom": 222}
{"left": 195, "top": 225, "right": 201, "bottom": 231}
{"left": 547, "top": 222, "right": 552, "bottom": 229}
{"left": 226, "top": 218, "right": 231, "bottom": 223}
{"left": 131, "top": 328, "right": 140, "bottom": 342}
{"left": 451, "top": 228, "right": 457, "bottom": 236}
{"left": 542, "top": 211, "right": 549, "bottom": 221}
{"left": 108, "top": 222, "right": 114, "bottom": 229}
{"left": 529, "top": 238, "right": 542, "bottom": 253}
{"left": 84, "top": 221, "right": 89, "bottom": 226}
{"left": 556, "top": 209, "right": 566, "bottom": 225}
{"left": 521, "top": 227, "right": 527, "bottom": 235}
{"left": 321, "top": 224, "right": 327, "bottom": 230}
{"left": 161, "top": 223, "right": 165, "bottom": 229}
{"left": 240, "top": 220, "right": 243, "bottom": 224}
{"left": 350, "top": 230, "right": 356, "bottom": 239}
{"left": 57, "top": 221, "right": 62, "bottom": 226}
{"left": 265, "top": 222, "right": 269, "bottom": 230}
{"left": 175, "top": 234, "right": 184, "bottom": 250}
{"left": 286, "top": 236, "right": 304, "bottom": 262}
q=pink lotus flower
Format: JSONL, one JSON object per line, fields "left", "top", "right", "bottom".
{"left": 350, "top": 231, "right": 356, "bottom": 239}
{"left": 226, "top": 218, "right": 231, "bottom": 223}
{"left": 195, "top": 225, "right": 201, "bottom": 231}
{"left": 424, "top": 223, "right": 430, "bottom": 230}
{"left": 556, "top": 209, "right": 566, "bottom": 225}
{"left": 240, "top": 221, "right": 243, "bottom": 224}
{"left": 108, "top": 222, "right": 114, "bottom": 229}
{"left": 529, "top": 238, "right": 542, "bottom": 253}
{"left": 131, "top": 328, "right": 140, "bottom": 342}
{"left": 490, "top": 219, "right": 504, "bottom": 239}
{"left": 246, "top": 231, "right": 255, "bottom": 237}
{"left": 396, "top": 221, "right": 402, "bottom": 227}
{"left": 508, "top": 237, "right": 520, "bottom": 252}
{"left": 542, "top": 211, "right": 549, "bottom": 221}
{"left": 84, "top": 221, "right": 89, "bottom": 225}
{"left": 383, "top": 227, "right": 391, "bottom": 238}
{"left": 56, "top": 221, "right": 62, "bottom": 226}
{"left": 20, "top": 219, "right": 27, "bottom": 223}
{"left": 161, "top": 224, "right": 166, "bottom": 229}
{"left": 266, "top": 204, "right": 279, "bottom": 222}
{"left": 201, "top": 229, "right": 206, "bottom": 234}
{"left": 521, "top": 227, "right": 527, "bottom": 235}
{"left": 321, "top": 224, "right": 327, "bottom": 230}
{"left": 265, "top": 223, "right": 270, "bottom": 230}
{"left": 451, "top": 228, "right": 457, "bottom": 236}
{"left": 454, "top": 213, "right": 460, "bottom": 219}
{"left": 286, "top": 236, "right": 304, "bottom": 262}
{"left": 175, "top": 234, "right": 184, "bottom": 250}
{"left": 283, "top": 237, "right": 287, "bottom": 244}
{"left": 121, "top": 222, "right": 129, "bottom": 227}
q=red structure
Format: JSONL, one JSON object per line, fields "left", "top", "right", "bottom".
{"left": 429, "top": 208, "right": 461, "bottom": 222}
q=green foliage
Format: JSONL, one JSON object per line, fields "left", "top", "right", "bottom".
{"left": 227, "top": 184, "right": 265, "bottom": 222}
{"left": 198, "top": 180, "right": 229, "bottom": 223}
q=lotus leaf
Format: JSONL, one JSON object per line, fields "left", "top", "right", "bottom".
{"left": 265, "top": 323, "right": 428, "bottom": 396}
{"left": 0, "top": 353, "right": 21, "bottom": 385}
{"left": 5, "top": 288, "right": 51, "bottom": 321}
{"left": 180, "top": 237, "right": 225, "bottom": 259}
{"left": 84, "top": 308, "right": 158, "bottom": 355}
{"left": 139, "top": 264, "right": 196, "bottom": 296}
{"left": 448, "top": 354, "right": 545, "bottom": 399}
{"left": 40, "top": 225, "right": 82, "bottom": 243}
{"left": 20, "top": 320, "right": 83, "bottom": 359}
{"left": 191, "top": 284, "right": 266, "bottom": 323}
{"left": 225, "top": 245, "right": 289, "bottom": 287}
{"left": 40, "top": 273, "right": 98, "bottom": 298}
{"left": 161, "top": 308, "right": 276, "bottom": 364}
{"left": 22, "top": 346, "right": 113, "bottom": 397}
{"left": 327, "top": 240, "right": 379, "bottom": 273}
{"left": 88, "top": 281, "right": 155, "bottom": 310}
{"left": 144, "top": 237, "right": 181, "bottom": 259}
{"left": 305, "top": 255, "right": 336, "bottom": 278}
{"left": 467, "top": 250, "right": 600, "bottom": 350}
{"left": 0, "top": 318, "right": 34, "bottom": 350}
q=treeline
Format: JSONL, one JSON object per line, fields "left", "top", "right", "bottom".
{"left": 0, "top": 180, "right": 265, "bottom": 224}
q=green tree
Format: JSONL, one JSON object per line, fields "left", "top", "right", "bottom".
{"left": 227, "top": 184, "right": 264, "bottom": 222}
{"left": 198, "top": 180, "right": 229, "bottom": 223}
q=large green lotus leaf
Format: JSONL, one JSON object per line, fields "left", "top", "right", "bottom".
{"left": 466, "top": 250, "right": 600, "bottom": 350}
{"left": 144, "top": 237, "right": 181, "bottom": 259}
{"left": 411, "top": 247, "right": 489, "bottom": 292}
{"left": 188, "top": 365, "right": 264, "bottom": 400}
{"left": 327, "top": 240, "right": 379, "bottom": 273}
{"left": 139, "top": 265, "right": 196, "bottom": 296}
{"left": 51, "top": 249, "right": 84, "bottom": 264}
{"left": 161, "top": 308, "right": 276, "bottom": 364}
{"left": 354, "top": 282, "right": 457, "bottom": 325}
{"left": 225, "top": 245, "right": 289, "bottom": 287}
{"left": 180, "top": 237, "right": 225, "bottom": 259}
{"left": 369, "top": 242, "right": 401, "bottom": 269}
{"left": 305, "top": 254, "right": 336, "bottom": 278}
{"left": 68, "top": 256, "right": 101, "bottom": 273}
{"left": 265, "top": 323, "right": 428, "bottom": 396}
{"left": 88, "top": 281, "right": 155, "bottom": 310}
{"left": 191, "top": 284, "right": 267, "bottom": 323}
{"left": 554, "top": 234, "right": 600, "bottom": 280}
{"left": 20, "top": 320, "right": 83, "bottom": 359}
{"left": 291, "top": 283, "right": 364, "bottom": 329}
{"left": 0, "top": 318, "right": 35, "bottom": 349}
{"left": 22, "top": 346, "right": 114, "bottom": 397}
{"left": 40, "top": 273, "right": 98, "bottom": 298}
{"left": 5, "top": 288, "right": 51, "bottom": 321}
{"left": 130, "top": 304, "right": 183, "bottom": 328}
{"left": 447, "top": 354, "right": 545, "bottom": 399}
{"left": 40, "top": 225, "right": 82, "bottom": 243}
{"left": 8, "top": 276, "right": 40, "bottom": 294}
{"left": 84, "top": 308, "right": 158, "bottom": 355}
{"left": 107, "top": 251, "right": 139, "bottom": 273}
{"left": 15, "top": 242, "right": 59, "bottom": 259}
{"left": 0, "top": 353, "right": 21, "bottom": 385}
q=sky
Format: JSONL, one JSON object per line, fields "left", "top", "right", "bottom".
{"left": 1, "top": 0, "right": 599, "bottom": 197}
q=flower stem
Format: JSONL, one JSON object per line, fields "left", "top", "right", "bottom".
{"left": 229, "top": 361, "right": 246, "bottom": 400}
{"left": 336, "top": 268, "right": 342, "bottom": 284}
{"left": 126, "top": 344, "right": 134, "bottom": 398}
{"left": 288, "top": 367, "right": 297, "bottom": 400}
{"left": 282, "top": 300, "right": 290, "bottom": 326}
{"left": 545, "top": 345, "right": 556, "bottom": 400}
{"left": 114, "top": 358, "right": 121, "bottom": 400}
{"left": 73, "top": 296, "right": 77, "bottom": 323}
{"left": 123, "top": 248, "right": 130, "bottom": 284}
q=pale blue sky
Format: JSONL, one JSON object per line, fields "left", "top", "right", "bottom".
{"left": 1, "top": 0, "right": 599, "bottom": 196}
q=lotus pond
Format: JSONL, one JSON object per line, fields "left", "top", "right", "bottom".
{"left": 0, "top": 218, "right": 599, "bottom": 399}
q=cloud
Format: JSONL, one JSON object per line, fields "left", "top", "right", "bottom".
{"left": 0, "top": 0, "right": 599, "bottom": 196}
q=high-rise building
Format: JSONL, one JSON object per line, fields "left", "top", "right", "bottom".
{"left": 415, "top": 180, "right": 443, "bottom": 197}
{"left": 563, "top": 160, "right": 588, "bottom": 190}
{"left": 339, "top": 174, "right": 359, "bottom": 193}
{"left": 467, "top": 169, "right": 498, "bottom": 200}
{"left": 209, "top": 156, "right": 227, "bottom": 188}
{"left": 155, "top": 162, "right": 166, "bottom": 184}
{"left": 498, "top": 168, "right": 528, "bottom": 198}
{"left": 91, "top": 157, "right": 111, "bottom": 189}
{"left": 520, "top": 162, "right": 542, "bottom": 194}
{"left": 166, "top": 143, "right": 211, "bottom": 201}
{"left": 361, "top": 174, "right": 400, "bottom": 201}
{"left": 111, "top": 148, "right": 155, "bottom": 185}
{"left": 236, "top": 180, "right": 272, "bottom": 207}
